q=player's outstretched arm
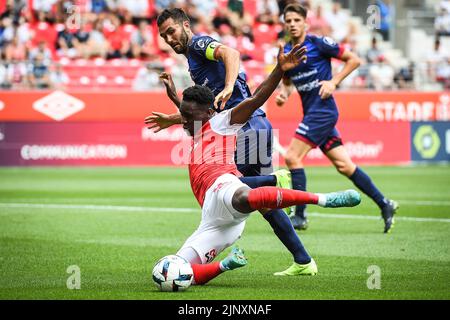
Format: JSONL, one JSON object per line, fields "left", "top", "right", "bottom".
{"left": 213, "top": 45, "right": 241, "bottom": 109}
{"left": 144, "top": 112, "right": 182, "bottom": 133}
{"left": 230, "top": 44, "right": 306, "bottom": 125}
{"left": 160, "top": 72, "right": 181, "bottom": 108}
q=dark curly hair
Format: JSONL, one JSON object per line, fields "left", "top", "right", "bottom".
{"left": 182, "top": 85, "right": 215, "bottom": 110}
{"left": 157, "top": 8, "right": 190, "bottom": 27}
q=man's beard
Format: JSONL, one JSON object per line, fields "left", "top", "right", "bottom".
{"left": 173, "top": 29, "right": 189, "bottom": 54}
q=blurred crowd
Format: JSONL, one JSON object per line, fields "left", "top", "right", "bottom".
{"left": 0, "top": 0, "right": 446, "bottom": 91}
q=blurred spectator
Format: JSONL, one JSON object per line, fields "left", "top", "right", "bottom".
{"left": 426, "top": 38, "right": 450, "bottom": 88}
{"left": 29, "top": 41, "right": 52, "bottom": 66}
{"left": 28, "top": 53, "right": 51, "bottom": 89}
{"left": 155, "top": 0, "right": 177, "bottom": 14}
{"left": 5, "top": 35, "right": 27, "bottom": 61}
{"left": 104, "top": 15, "right": 131, "bottom": 59}
{"left": 307, "top": 5, "right": 331, "bottom": 37}
{"left": 1, "top": 0, "right": 27, "bottom": 24}
{"left": 435, "top": 0, "right": 450, "bottom": 36}
{"left": 374, "top": 0, "right": 392, "bottom": 41}
{"left": 132, "top": 62, "right": 164, "bottom": 91}
{"left": 91, "top": 0, "right": 109, "bottom": 14}
{"left": 191, "top": 0, "right": 218, "bottom": 18}
{"left": 85, "top": 19, "right": 108, "bottom": 58}
{"left": 0, "top": 16, "right": 15, "bottom": 46}
{"left": 119, "top": 0, "right": 149, "bottom": 21}
{"left": 324, "top": 1, "right": 350, "bottom": 42}
{"left": 130, "top": 20, "right": 158, "bottom": 59}
{"left": 369, "top": 55, "right": 395, "bottom": 90}
{"left": 394, "top": 62, "right": 415, "bottom": 90}
{"left": 49, "top": 62, "right": 69, "bottom": 89}
{"left": 6, "top": 59, "right": 28, "bottom": 88}
{"left": 0, "top": 61, "right": 12, "bottom": 89}
{"left": 366, "top": 37, "right": 383, "bottom": 64}
{"left": 56, "top": 26, "right": 79, "bottom": 58}
{"left": 212, "top": 7, "right": 232, "bottom": 30}
{"left": 32, "top": 0, "right": 58, "bottom": 13}
{"left": 29, "top": 11, "right": 58, "bottom": 52}
{"left": 256, "top": 0, "right": 279, "bottom": 24}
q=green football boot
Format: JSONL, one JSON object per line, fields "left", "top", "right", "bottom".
{"left": 220, "top": 247, "right": 247, "bottom": 271}
{"left": 271, "top": 169, "right": 294, "bottom": 216}
{"left": 273, "top": 259, "right": 318, "bottom": 276}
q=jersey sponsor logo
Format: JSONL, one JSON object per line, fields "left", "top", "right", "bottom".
{"left": 323, "top": 36, "right": 337, "bottom": 46}
{"left": 291, "top": 69, "right": 318, "bottom": 81}
{"left": 295, "top": 79, "right": 321, "bottom": 92}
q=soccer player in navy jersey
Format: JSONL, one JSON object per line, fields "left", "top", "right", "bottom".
{"left": 151, "top": 8, "right": 273, "bottom": 177}
{"left": 275, "top": 3, "right": 398, "bottom": 233}
{"left": 145, "top": 8, "right": 330, "bottom": 275}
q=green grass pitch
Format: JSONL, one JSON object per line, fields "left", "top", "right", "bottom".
{"left": 0, "top": 166, "right": 449, "bottom": 300}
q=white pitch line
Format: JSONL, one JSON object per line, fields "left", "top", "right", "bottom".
{"left": 0, "top": 203, "right": 197, "bottom": 213}
{"left": 0, "top": 202, "right": 450, "bottom": 223}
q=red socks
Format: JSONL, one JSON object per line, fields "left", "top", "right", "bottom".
{"left": 191, "top": 262, "right": 223, "bottom": 285}
{"left": 247, "top": 187, "right": 319, "bottom": 210}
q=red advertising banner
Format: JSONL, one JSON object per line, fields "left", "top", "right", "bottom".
{"left": 0, "top": 90, "right": 449, "bottom": 122}
{"left": 272, "top": 120, "right": 411, "bottom": 166}
{"left": 0, "top": 121, "right": 410, "bottom": 166}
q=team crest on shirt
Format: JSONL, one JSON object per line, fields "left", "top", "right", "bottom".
{"left": 323, "top": 36, "right": 337, "bottom": 46}
{"left": 195, "top": 39, "right": 206, "bottom": 49}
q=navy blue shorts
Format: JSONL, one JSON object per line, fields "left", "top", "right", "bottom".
{"left": 294, "top": 113, "right": 343, "bottom": 153}
{"left": 235, "top": 115, "right": 273, "bottom": 176}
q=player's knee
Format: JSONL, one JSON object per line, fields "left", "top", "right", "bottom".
{"left": 285, "top": 152, "right": 302, "bottom": 168}
{"left": 231, "top": 187, "right": 252, "bottom": 213}
{"left": 335, "top": 161, "right": 356, "bottom": 177}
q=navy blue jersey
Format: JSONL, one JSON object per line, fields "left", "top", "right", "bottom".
{"left": 284, "top": 35, "right": 344, "bottom": 117}
{"left": 187, "top": 35, "right": 264, "bottom": 117}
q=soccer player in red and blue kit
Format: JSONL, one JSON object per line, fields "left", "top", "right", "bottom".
{"left": 275, "top": 4, "right": 399, "bottom": 233}
{"left": 147, "top": 44, "right": 361, "bottom": 284}
{"left": 146, "top": 8, "right": 334, "bottom": 277}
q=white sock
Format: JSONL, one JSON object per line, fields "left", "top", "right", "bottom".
{"left": 219, "top": 261, "right": 228, "bottom": 271}
{"left": 316, "top": 193, "right": 327, "bottom": 207}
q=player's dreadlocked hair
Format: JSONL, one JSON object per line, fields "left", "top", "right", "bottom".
{"left": 182, "top": 85, "right": 215, "bottom": 110}
{"left": 157, "top": 8, "right": 190, "bottom": 27}
{"left": 283, "top": 3, "right": 308, "bottom": 19}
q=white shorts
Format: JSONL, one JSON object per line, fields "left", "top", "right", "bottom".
{"left": 177, "top": 174, "right": 250, "bottom": 264}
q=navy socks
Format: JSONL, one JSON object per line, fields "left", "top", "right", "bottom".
{"left": 263, "top": 209, "right": 311, "bottom": 264}
{"left": 349, "top": 167, "right": 387, "bottom": 209}
{"left": 290, "top": 168, "right": 307, "bottom": 218}
{"left": 239, "top": 175, "right": 276, "bottom": 189}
